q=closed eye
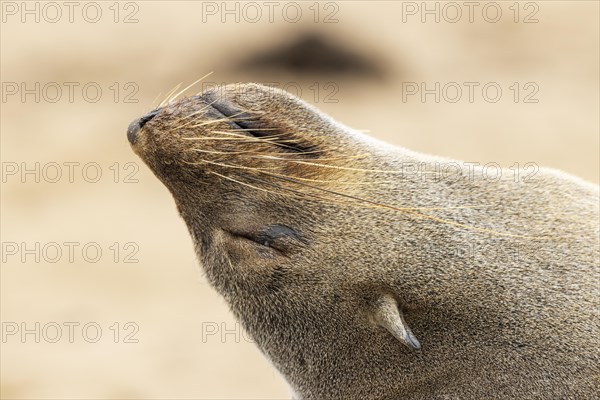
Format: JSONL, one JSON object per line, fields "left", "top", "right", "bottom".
{"left": 255, "top": 224, "right": 305, "bottom": 247}
{"left": 228, "top": 224, "right": 307, "bottom": 254}
{"left": 209, "top": 101, "right": 315, "bottom": 154}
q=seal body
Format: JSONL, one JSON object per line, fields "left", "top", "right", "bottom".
{"left": 128, "top": 84, "right": 599, "bottom": 399}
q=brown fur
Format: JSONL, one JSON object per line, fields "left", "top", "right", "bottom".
{"left": 129, "top": 83, "right": 599, "bottom": 399}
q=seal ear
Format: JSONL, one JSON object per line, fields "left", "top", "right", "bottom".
{"left": 373, "top": 294, "right": 421, "bottom": 350}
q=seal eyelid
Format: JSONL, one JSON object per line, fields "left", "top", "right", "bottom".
{"left": 206, "top": 101, "right": 262, "bottom": 137}
{"left": 228, "top": 224, "right": 306, "bottom": 253}
{"left": 254, "top": 224, "right": 306, "bottom": 247}
{"left": 232, "top": 119, "right": 314, "bottom": 154}
{"left": 207, "top": 100, "right": 313, "bottom": 153}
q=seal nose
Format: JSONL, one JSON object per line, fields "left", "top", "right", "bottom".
{"left": 127, "top": 119, "right": 141, "bottom": 144}
{"left": 127, "top": 109, "right": 160, "bottom": 145}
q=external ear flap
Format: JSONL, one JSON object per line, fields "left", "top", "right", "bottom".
{"left": 373, "top": 294, "right": 421, "bottom": 350}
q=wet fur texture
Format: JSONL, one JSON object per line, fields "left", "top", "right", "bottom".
{"left": 130, "top": 83, "right": 599, "bottom": 399}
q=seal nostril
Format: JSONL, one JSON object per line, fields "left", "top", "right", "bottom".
{"left": 127, "top": 109, "right": 160, "bottom": 145}
{"left": 138, "top": 109, "right": 160, "bottom": 129}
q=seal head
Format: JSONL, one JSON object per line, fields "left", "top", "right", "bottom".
{"left": 129, "top": 83, "right": 599, "bottom": 399}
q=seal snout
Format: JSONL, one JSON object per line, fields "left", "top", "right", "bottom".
{"left": 127, "top": 109, "right": 160, "bottom": 145}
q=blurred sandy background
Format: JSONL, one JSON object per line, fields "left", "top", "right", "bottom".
{"left": 1, "top": 1, "right": 598, "bottom": 399}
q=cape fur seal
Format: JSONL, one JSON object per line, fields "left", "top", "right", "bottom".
{"left": 128, "top": 83, "right": 599, "bottom": 399}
